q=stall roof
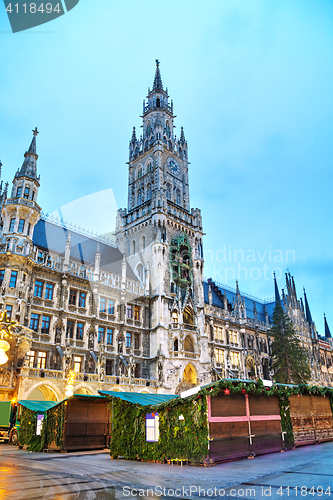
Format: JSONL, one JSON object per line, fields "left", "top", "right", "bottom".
{"left": 98, "top": 391, "right": 178, "bottom": 406}
{"left": 18, "top": 400, "right": 61, "bottom": 412}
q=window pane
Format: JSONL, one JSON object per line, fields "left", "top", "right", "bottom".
{"left": 134, "top": 306, "right": 140, "bottom": 321}
{"left": 98, "top": 326, "right": 105, "bottom": 343}
{"left": 6, "top": 305, "right": 12, "bottom": 320}
{"left": 30, "top": 313, "right": 39, "bottom": 332}
{"left": 69, "top": 289, "right": 77, "bottom": 305}
{"left": 106, "top": 328, "right": 113, "bottom": 345}
{"left": 9, "top": 271, "right": 18, "bottom": 288}
{"left": 126, "top": 332, "right": 131, "bottom": 348}
{"left": 37, "top": 351, "right": 47, "bottom": 369}
{"left": 9, "top": 219, "right": 15, "bottom": 232}
{"left": 45, "top": 283, "right": 54, "bottom": 300}
{"left": 100, "top": 297, "right": 106, "bottom": 312}
{"left": 18, "top": 219, "right": 25, "bottom": 233}
{"left": 79, "top": 292, "right": 86, "bottom": 308}
{"left": 126, "top": 305, "right": 133, "bottom": 319}
{"left": 66, "top": 320, "right": 74, "bottom": 339}
{"left": 41, "top": 316, "right": 50, "bottom": 334}
{"left": 34, "top": 280, "right": 43, "bottom": 297}
{"left": 77, "top": 322, "right": 84, "bottom": 340}
{"left": 24, "top": 187, "right": 30, "bottom": 199}
{"left": 16, "top": 186, "right": 22, "bottom": 197}
{"left": 108, "top": 300, "right": 114, "bottom": 315}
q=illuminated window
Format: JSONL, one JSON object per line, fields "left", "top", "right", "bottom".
{"left": 27, "top": 350, "right": 35, "bottom": 368}
{"left": 37, "top": 351, "right": 47, "bottom": 369}
{"left": 74, "top": 356, "right": 82, "bottom": 373}
{"left": 134, "top": 306, "right": 140, "bottom": 321}
{"left": 230, "top": 351, "right": 239, "bottom": 366}
{"left": 215, "top": 348, "right": 224, "bottom": 364}
{"left": 172, "top": 311, "right": 178, "bottom": 323}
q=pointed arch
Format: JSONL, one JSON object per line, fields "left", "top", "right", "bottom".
{"left": 184, "top": 334, "right": 194, "bottom": 352}
{"left": 141, "top": 235, "right": 146, "bottom": 251}
{"left": 131, "top": 240, "right": 136, "bottom": 255}
{"left": 183, "top": 363, "right": 197, "bottom": 385}
{"left": 183, "top": 306, "right": 194, "bottom": 325}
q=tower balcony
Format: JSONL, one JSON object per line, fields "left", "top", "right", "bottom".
{"left": 4, "top": 197, "right": 42, "bottom": 213}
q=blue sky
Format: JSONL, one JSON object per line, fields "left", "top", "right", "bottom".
{"left": 0, "top": 0, "right": 333, "bottom": 335}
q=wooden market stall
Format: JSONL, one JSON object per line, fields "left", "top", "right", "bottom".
{"left": 18, "top": 394, "right": 110, "bottom": 452}
{"left": 101, "top": 381, "right": 333, "bottom": 465}
{"left": 289, "top": 394, "right": 333, "bottom": 446}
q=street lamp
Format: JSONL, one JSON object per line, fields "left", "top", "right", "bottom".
{"left": 0, "top": 310, "right": 17, "bottom": 366}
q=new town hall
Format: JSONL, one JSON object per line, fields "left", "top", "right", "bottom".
{"left": 0, "top": 62, "right": 332, "bottom": 402}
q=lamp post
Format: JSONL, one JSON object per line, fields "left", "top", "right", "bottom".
{"left": 0, "top": 311, "right": 17, "bottom": 366}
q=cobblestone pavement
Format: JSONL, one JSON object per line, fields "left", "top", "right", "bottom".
{"left": 0, "top": 441, "right": 333, "bottom": 499}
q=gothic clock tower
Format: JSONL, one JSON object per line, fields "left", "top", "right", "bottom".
{"left": 116, "top": 61, "right": 209, "bottom": 392}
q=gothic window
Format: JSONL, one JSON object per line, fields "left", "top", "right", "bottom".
{"left": 147, "top": 184, "right": 152, "bottom": 200}
{"left": 138, "top": 166, "right": 143, "bottom": 179}
{"left": 137, "top": 190, "right": 142, "bottom": 205}
{"left": 24, "top": 187, "right": 30, "bottom": 199}
{"left": 9, "top": 218, "right": 15, "bottom": 232}
{"left": 184, "top": 335, "right": 194, "bottom": 352}
{"left": 16, "top": 186, "right": 22, "bottom": 197}
{"left": 141, "top": 235, "right": 146, "bottom": 250}
{"left": 131, "top": 240, "right": 136, "bottom": 255}
{"left": 41, "top": 315, "right": 51, "bottom": 334}
{"left": 146, "top": 121, "right": 152, "bottom": 136}
{"left": 165, "top": 121, "right": 171, "bottom": 138}
{"left": 18, "top": 219, "right": 25, "bottom": 233}
{"left": 166, "top": 184, "right": 171, "bottom": 199}
{"left": 174, "top": 338, "right": 179, "bottom": 351}
{"left": 147, "top": 160, "right": 152, "bottom": 172}
{"left": 176, "top": 190, "right": 181, "bottom": 204}
{"left": 156, "top": 98, "right": 160, "bottom": 107}
{"left": 137, "top": 263, "right": 143, "bottom": 281}
{"left": 183, "top": 306, "right": 194, "bottom": 325}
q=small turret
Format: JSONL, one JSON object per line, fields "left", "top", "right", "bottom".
{"left": 274, "top": 271, "right": 282, "bottom": 307}
{"left": 324, "top": 313, "right": 332, "bottom": 339}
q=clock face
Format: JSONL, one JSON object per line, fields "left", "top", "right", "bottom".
{"left": 167, "top": 157, "right": 180, "bottom": 175}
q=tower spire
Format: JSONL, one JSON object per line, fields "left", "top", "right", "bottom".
{"left": 324, "top": 314, "right": 332, "bottom": 338}
{"left": 16, "top": 127, "right": 39, "bottom": 180}
{"left": 274, "top": 272, "right": 281, "bottom": 307}
{"left": 303, "top": 288, "right": 313, "bottom": 325}
{"left": 153, "top": 59, "right": 163, "bottom": 91}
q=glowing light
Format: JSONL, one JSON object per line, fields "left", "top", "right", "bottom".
{"left": 224, "top": 388, "right": 230, "bottom": 395}
{"left": 65, "top": 370, "right": 75, "bottom": 397}
{"left": 0, "top": 339, "right": 10, "bottom": 366}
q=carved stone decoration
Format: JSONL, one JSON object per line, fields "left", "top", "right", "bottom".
{"left": 157, "top": 354, "right": 164, "bottom": 386}
{"left": 97, "top": 345, "right": 106, "bottom": 382}
{"left": 63, "top": 342, "right": 72, "bottom": 378}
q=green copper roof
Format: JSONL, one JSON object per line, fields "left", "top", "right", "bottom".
{"left": 98, "top": 391, "right": 178, "bottom": 406}
{"left": 18, "top": 400, "right": 61, "bottom": 413}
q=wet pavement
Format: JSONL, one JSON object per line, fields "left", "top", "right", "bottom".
{"left": 0, "top": 441, "right": 333, "bottom": 499}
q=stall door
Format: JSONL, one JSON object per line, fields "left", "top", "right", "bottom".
{"left": 64, "top": 399, "right": 109, "bottom": 450}
{"left": 290, "top": 395, "right": 333, "bottom": 446}
{"left": 208, "top": 392, "right": 283, "bottom": 462}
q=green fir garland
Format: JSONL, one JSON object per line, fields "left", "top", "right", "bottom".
{"left": 109, "top": 395, "right": 208, "bottom": 464}
{"left": 19, "top": 408, "right": 47, "bottom": 452}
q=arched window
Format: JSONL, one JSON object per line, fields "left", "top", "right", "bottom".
{"left": 147, "top": 160, "right": 152, "bottom": 173}
{"left": 166, "top": 184, "right": 171, "bottom": 199}
{"left": 137, "top": 190, "right": 142, "bottom": 205}
{"left": 165, "top": 121, "right": 171, "bottom": 138}
{"left": 147, "top": 184, "right": 152, "bottom": 200}
{"left": 146, "top": 121, "right": 152, "bottom": 136}
{"left": 131, "top": 240, "right": 136, "bottom": 255}
{"left": 174, "top": 338, "right": 179, "bottom": 351}
{"left": 137, "top": 263, "right": 143, "bottom": 281}
{"left": 156, "top": 98, "right": 160, "bottom": 107}
{"left": 176, "top": 190, "right": 181, "bottom": 204}
{"left": 184, "top": 335, "right": 194, "bottom": 352}
{"left": 138, "top": 167, "right": 143, "bottom": 179}
{"left": 183, "top": 306, "right": 194, "bottom": 325}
